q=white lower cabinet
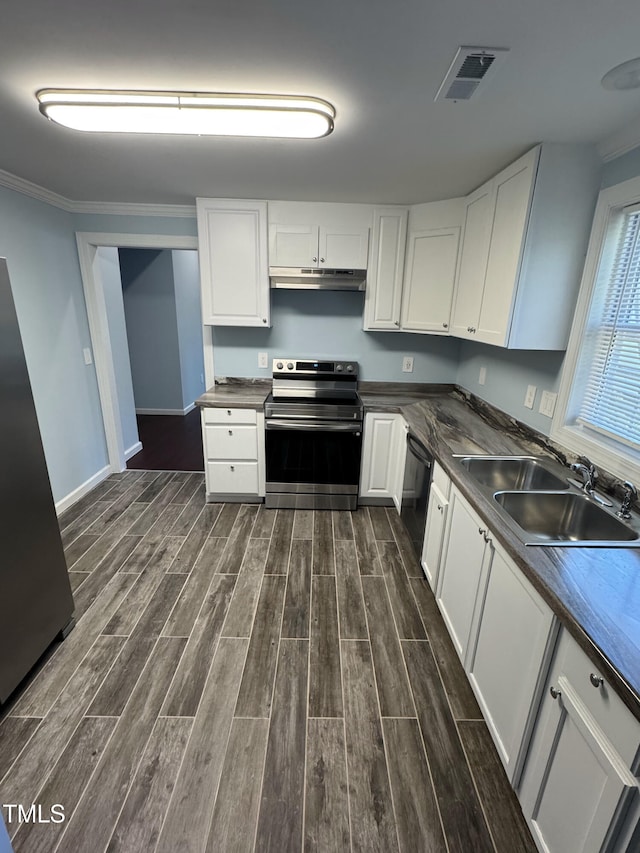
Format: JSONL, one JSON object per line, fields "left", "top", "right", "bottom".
{"left": 436, "top": 487, "right": 491, "bottom": 662}
{"left": 466, "top": 540, "right": 558, "bottom": 783}
{"left": 421, "top": 463, "right": 451, "bottom": 590}
{"left": 359, "top": 412, "right": 406, "bottom": 508}
{"left": 518, "top": 630, "right": 640, "bottom": 853}
{"left": 201, "top": 407, "right": 265, "bottom": 500}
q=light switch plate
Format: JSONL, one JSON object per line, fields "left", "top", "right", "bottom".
{"left": 258, "top": 351, "right": 269, "bottom": 369}
{"left": 539, "top": 390, "right": 557, "bottom": 418}
{"left": 524, "top": 384, "right": 537, "bottom": 409}
{"left": 402, "top": 356, "right": 414, "bottom": 373}
{"left": 479, "top": 366, "right": 487, "bottom": 386}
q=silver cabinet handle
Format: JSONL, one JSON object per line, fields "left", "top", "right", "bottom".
{"left": 263, "top": 318, "right": 267, "bottom": 324}
{"left": 483, "top": 532, "right": 491, "bottom": 543}
{"left": 228, "top": 429, "right": 233, "bottom": 435}
{"left": 478, "top": 527, "right": 486, "bottom": 535}
{"left": 442, "top": 322, "right": 448, "bottom": 328}
{"left": 227, "top": 410, "right": 232, "bottom": 415}
{"left": 550, "top": 685, "right": 561, "bottom": 700}
{"left": 312, "top": 256, "right": 318, "bottom": 263}
{"left": 437, "top": 504, "right": 443, "bottom": 511}
{"left": 230, "top": 465, "right": 235, "bottom": 472}
{"left": 320, "top": 257, "right": 325, "bottom": 263}
{"left": 394, "top": 320, "right": 400, "bottom": 326}
{"left": 590, "top": 673, "right": 604, "bottom": 688}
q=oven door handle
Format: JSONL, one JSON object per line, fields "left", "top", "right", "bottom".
{"left": 266, "top": 419, "right": 362, "bottom": 433}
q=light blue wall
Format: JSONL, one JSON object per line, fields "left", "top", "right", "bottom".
{"left": 601, "top": 145, "right": 640, "bottom": 189}
{"left": 172, "top": 250, "right": 205, "bottom": 408}
{"left": 0, "top": 186, "right": 108, "bottom": 503}
{"left": 456, "top": 340, "right": 565, "bottom": 434}
{"left": 120, "top": 249, "right": 185, "bottom": 411}
{"left": 72, "top": 212, "right": 197, "bottom": 238}
{"left": 212, "top": 289, "right": 461, "bottom": 382}
{"left": 99, "top": 248, "right": 139, "bottom": 454}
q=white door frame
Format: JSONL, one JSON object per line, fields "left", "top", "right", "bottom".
{"left": 75, "top": 232, "right": 209, "bottom": 473}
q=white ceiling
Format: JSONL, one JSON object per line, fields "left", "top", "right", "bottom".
{"left": 3, "top": 0, "right": 640, "bottom": 205}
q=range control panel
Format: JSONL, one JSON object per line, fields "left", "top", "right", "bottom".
{"left": 272, "top": 358, "right": 358, "bottom": 377}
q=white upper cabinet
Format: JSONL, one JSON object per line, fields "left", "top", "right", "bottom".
{"left": 197, "top": 199, "right": 270, "bottom": 327}
{"left": 364, "top": 206, "right": 408, "bottom": 330}
{"left": 450, "top": 143, "right": 601, "bottom": 349}
{"left": 268, "top": 224, "right": 319, "bottom": 267}
{"left": 401, "top": 226, "right": 460, "bottom": 333}
{"left": 364, "top": 199, "right": 463, "bottom": 333}
{"left": 268, "top": 201, "right": 370, "bottom": 269}
{"left": 450, "top": 182, "right": 494, "bottom": 339}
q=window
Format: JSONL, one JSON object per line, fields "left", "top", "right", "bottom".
{"left": 554, "top": 176, "right": 640, "bottom": 481}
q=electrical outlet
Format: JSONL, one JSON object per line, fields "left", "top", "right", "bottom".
{"left": 524, "top": 384, "right": 537, "bottom": 409}
{"left": 258, "top": 351, "right": 269, "bottom": 369}
{"left": 83, "top": 347, "right": 93, "bottom": 365}
{"left": 539, "top": 390, "right": 557, "bottom": 418}
{"left": 200, "top": 373, "right": 204, "bottom": 384}
{"left": 479, "top": 366, "right": 487, "bottom": 386}
{"left": 402, "top": 356, "right": 414, "bottom": 373}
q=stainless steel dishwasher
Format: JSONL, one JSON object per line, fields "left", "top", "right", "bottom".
{"left": 400, "top": 432, "right": 434, "bottom": 562}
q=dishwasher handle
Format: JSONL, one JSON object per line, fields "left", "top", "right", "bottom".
{"left": 406, "top": 432, "right": 433, "bottom": 468}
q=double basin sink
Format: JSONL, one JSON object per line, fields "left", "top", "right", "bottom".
{"left": 455, "top": 455, "right": 640, "bottom": 547}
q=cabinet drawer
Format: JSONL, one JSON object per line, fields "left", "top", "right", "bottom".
{"left": 554, "top": 630, "right": 640, "bottom": 770}
{"left": 206, "top": 461, "right": 259, "bottom": 494}
{"left": 204, "top": 425, "right": 258, "bottom": 460}
{"left": 202, "top": 406, "right": 258, "bottom": 425}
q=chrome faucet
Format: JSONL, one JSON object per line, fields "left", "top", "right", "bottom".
{"left": 616, "top": 481, "right": 637, "bottom": 520}
{"left": 570, "top": 457, "right": 598, "bottom": 494}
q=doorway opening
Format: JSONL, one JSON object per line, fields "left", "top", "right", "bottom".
{"left": 76, "top": 232, "right": 214, "bottom": 476}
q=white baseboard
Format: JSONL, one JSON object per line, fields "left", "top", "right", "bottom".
{"left": 124, "top": 441, "right": 143, "bottom": 460}
{"left": 55, "top": 465, "right": 111, "bottom": 515}
{"left": 136, "top": 405, "right": 196, "bottom": 415}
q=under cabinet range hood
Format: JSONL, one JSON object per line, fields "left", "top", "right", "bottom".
{"left": 269, "top": 266, "right": 366, "bottom": 291}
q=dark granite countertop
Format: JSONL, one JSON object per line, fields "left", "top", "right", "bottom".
{"left": 398, "top": 391, "right": 640, "bottom": 723}
{"left": 195, "top": 378, "right": 640, "bottom": 718}
{"left": 196, "top": 378, "right": 271, "bottom": 410}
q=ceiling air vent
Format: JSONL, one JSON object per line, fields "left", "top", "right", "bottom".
{"left": 435, "top": 46, "right": 509, "bottom": 102}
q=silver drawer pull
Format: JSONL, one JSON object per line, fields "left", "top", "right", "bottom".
{"left": 437, "top": 504, "right": 443, "bottom": 511}
{"left": 228, "top": 429, "right": 233, "bottom": 435}
{"left": 230, "top": 465, "right": 235, "bottom": 472}
{"left": 589, "top": 673, "right": 604, "bottom": 689}
{"left": 549, "top": 685, "right": 561, "bottom": 700}
{"left": 227, "top": 409, "right": 232, "bottom": 415}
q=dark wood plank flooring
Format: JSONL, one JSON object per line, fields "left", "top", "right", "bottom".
{"left": 127, "top": 409, "right": 204, "bottom": 471}
{"left": 0, "top": 471, "right": 536, "bottom": 852}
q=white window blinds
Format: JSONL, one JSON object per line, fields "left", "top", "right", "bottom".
{"left": 577, "top": 206, "right": 640, "bottom": 449}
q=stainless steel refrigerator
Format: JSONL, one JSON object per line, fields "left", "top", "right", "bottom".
{"left": 0, "top": 257, "right": 74, "bottom": 704}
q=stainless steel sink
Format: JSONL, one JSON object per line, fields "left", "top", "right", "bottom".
{"left": 457, "top": 455, "right": 569, "bottom": 492}
{"left": 494, "top": 491, "right": 640, "bottom": 546}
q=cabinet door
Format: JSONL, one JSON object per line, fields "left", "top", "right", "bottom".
{"left": 197, "top": 199, "right": 270, "bottom": 327}
{"left": 401, "top": 227, "right": 460, "bottom": 333}
{"left": 436, "top": 488, "right": 490, "bottom": 662}
{"left": 467, "top": 542, "right": 556, "bottom": 782}
{"left": 519, "top": 676, "right": 637, "bottom": 853}
{"left": 363, "top": 207, "right": 408, "bottom": 330}
{"left": 450, "top": 183, "right": 493, "bottom": 340}
{"left": 268, "top": 223, "right": 319, "bottom": 267}
{"left": 319, "top": 226, "right": 369, "bottom": 269}
{"left": 359, "top": 413, "right": 403, "bottom": 502}
{"left": 421, "top": 481, "right": 448, "bottom": 590}
{"left": 476, "top": 148, "right": 538, "bottom": 347}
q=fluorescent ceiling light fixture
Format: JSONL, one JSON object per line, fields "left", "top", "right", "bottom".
{"left": 36, "top": 90, "right": 335, "bottom": 138}
{"left": 601, "top": 58, "right": 640, "bottom": 91}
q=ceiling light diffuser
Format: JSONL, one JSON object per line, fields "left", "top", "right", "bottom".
{"left": 601, "top": 58, "right": 640, "bottom": 91}
{"left": 36, "top": 90, "right": 335, "bottom": 138}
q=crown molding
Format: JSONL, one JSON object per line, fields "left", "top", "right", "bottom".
{"left": 597, "top": 115, "right": 640, "bottom": 162}
{"left": 0, "top": 168, "right": 75, "bottom": 211}
{"left": 0, "top": 168, "right": 196, "bottom": 217}
{"left": 70, "top": 200, "right": 196, "bottom": 217}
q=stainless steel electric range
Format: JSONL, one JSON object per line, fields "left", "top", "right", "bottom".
{"left": 264, "top": 358, "right": 363, "bottom": 510}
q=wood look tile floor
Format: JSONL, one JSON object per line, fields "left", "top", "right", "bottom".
{"left": 0, "top": 471, "right": 536, "bottom": 852}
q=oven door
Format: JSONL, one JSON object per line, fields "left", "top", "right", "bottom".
{"left": 265, "top": 419, "right": 363, "bottom": 509}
